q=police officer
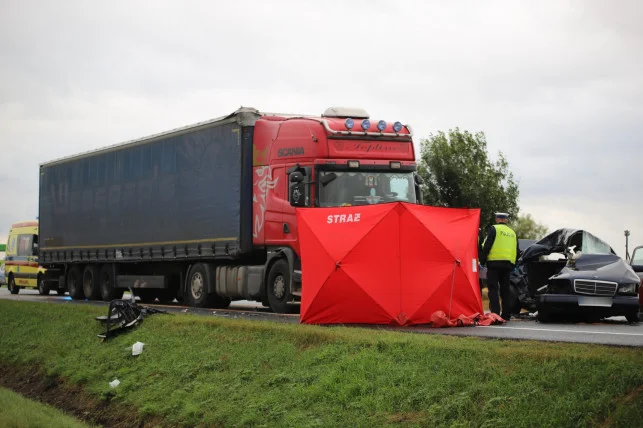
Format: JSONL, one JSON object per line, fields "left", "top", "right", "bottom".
{"left": 480, "top": 212, "right": 519, "bottom": 321}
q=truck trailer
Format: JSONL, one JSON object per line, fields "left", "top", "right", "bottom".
{"left": 38, "top": 106, "right": 422, "bottom": 313}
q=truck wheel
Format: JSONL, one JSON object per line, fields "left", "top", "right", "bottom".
{"left": 186, "top": 264, "right": 213, "bottom": 308}
{"left": 67, "top": 266, "right": 84, "bottom": 300}
{"left": 8, "top": 276, "right": 19, "bottom": 295}
{"left": 99, "top": 265, "right": 123, "bottom": 301}
{"left": 37, "top": 275, "right": 50, "bottom": 296}
{"left": 267, "top": 259, "right": 295, "bottom": 314}
{"left": 82, "top": 265, "right": 101, "bottom": 300}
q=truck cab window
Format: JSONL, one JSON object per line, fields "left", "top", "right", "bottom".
{"left": 318, "top": 171, "right": 416, "bottom": 207}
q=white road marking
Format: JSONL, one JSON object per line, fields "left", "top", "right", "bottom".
{"left": 484, "top": 325, "right": 643, "bottom": 336}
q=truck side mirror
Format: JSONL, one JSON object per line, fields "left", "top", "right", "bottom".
{"left": 289, "top": 182, "right": 306, "bottom": 207}
{"left": 290, "top": 171, "right": 304, "bottom": 184}
{"left": 414, "top": 174, "right": 424, "bottom": 204}
{"left": 32, "top": 242, "right": 39, "bottom": 256}
{"left": 289, "top": 171, "right": 307, "bottom": 207}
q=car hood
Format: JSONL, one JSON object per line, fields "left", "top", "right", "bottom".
{"left": 553, "top": 254, "right": 641, "bottom": 284}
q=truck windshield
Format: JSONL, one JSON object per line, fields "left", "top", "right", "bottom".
{"left": 318, "top": 171, "right": 417, "bottom": 207}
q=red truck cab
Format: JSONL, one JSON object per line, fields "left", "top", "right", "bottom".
{"left": 251, "top": 107, "right": 422, "bottom": 312}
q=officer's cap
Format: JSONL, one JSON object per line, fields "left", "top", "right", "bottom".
{"left": 495, "top": 212, "right": 509, "bottom": 219}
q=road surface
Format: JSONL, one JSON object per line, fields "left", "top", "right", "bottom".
{"left": 1, "top": 288, "right": 641, "bottom": 347}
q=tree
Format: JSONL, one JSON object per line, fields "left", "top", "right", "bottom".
{"left": 418, "top": 128, "right": 519, "bottom": 231}
{"left": 510, "top": 213, "right": 548, "bottom": 240}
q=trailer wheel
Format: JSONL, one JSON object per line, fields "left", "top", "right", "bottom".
{"left": 8, "top": 276, "right": 19, "bottom": 295}
{"left": 83, "top": 265, "right": 101, "bottom": 300}
{"left": 37, "top": 274, "right": 50, "bottom": 296}
{"left": 267, "top": 259, "right": 295, "bottom": 314}
{"left": 99, "top": 264, "right": 123, "bottom": 301}
{"left": 186, "top": 264, "right": 212, "bottom": 308}
{"left": 66, "top": 265, "right": 84, "bottom": 299}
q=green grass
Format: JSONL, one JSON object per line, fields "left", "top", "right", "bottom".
{"left": 0, "top": 386, "right": 89, "bottom": 428}
{"left": 0, "top": 300, "right": 642, "bottom": 427}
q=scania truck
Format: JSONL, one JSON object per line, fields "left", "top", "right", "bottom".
{"left": 38, "top": 107, "right": 422, "bottom": 312}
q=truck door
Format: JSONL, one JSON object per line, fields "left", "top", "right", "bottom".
{"left": 262, "top": 166, "right": 286, "bottom": 245}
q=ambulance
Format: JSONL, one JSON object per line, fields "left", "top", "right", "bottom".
{"left": 4, "top": 220, "right": 59, "bottom": 295}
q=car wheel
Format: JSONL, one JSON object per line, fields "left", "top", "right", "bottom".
{"left": 66, "top": 265, "right": 84, "bottom": 299}
{"left": 267, "top": 259, "right": 296, "bottom": 314}
{"left": 537, "top": 307, "right": 552, "bottom": 323}
{"left": 82, "top": 265, "right": 101, "bottom": 300}
{"left": 37, "top": 275, "right": 50, "bottom": 296}
{"left": 99, "top": 265, "right": 123, "bottom": 301}
{"left": 625, "top": 312, "right": 639, "bottom": 323}
{"left": 8, "top": 276, "right": 20, "bottom": 295}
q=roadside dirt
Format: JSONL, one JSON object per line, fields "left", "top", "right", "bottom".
{"left": 0, "top": 362, "right": 163, "bottom": 427}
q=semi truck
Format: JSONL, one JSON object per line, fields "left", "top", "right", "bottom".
{"left": 38, "top": 106, "right": 422, "bottom": 313}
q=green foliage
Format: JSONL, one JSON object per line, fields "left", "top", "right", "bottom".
{"left": 0, "top": 301, "right": 642, "bottom": 427}
{"left": 511, "top": 213, "right": 549, "bottom": 240}
{"left": 0, "top": 387, "right": 88, "bottom": 428}
{"left": 418, "top": 128, "right": 519, "bottom": 231}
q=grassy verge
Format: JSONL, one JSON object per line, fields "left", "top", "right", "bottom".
{"left": 0, "top": 300, "right": 642, "bottom": 427}
{"left": 0, "top": 386, "right": 89, "bottom": 428}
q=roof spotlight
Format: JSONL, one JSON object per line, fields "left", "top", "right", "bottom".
{"left": 393, "top": 121, "right": 403, "bottom": 133}
{"left": 361, "top": 119, "right": 371, "bottom": 131}
{"left": 377, "top": 120, "right": 386, "bottom": 131}
{"left": 345, "top": 118, "right": 354, "bottom": 130}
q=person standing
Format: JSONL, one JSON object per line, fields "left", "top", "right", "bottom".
{"left": 480, "top": 212, "right": 519, "bottom": 321}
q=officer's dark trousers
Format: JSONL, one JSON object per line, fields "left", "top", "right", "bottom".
{"left": 486, "top": 267, "right": 512, "bottom": 320}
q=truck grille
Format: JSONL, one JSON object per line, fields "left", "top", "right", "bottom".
{"left": 574, "top": 279, "right": 617, "bottom": 296}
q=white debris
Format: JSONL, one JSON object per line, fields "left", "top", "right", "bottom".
{"left": 132, "top": 341, "right": 145, "bottom": 356}
{"left": 109, "top": 379, "right": 120, "bottom": 388}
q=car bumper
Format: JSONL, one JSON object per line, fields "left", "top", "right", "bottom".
{"left": 537, "top": 294, "right": 639, "bottom": 317}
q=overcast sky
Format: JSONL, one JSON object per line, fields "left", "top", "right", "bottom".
{"left": 1, "top": 0, "right": 641, "bottom": 256}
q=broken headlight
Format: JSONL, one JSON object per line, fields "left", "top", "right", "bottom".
{"left": 618, "top": 283, "right": 638, "bottom": 295}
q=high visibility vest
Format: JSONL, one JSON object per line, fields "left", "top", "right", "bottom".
{"left": 486, "top": 224, "right": 517, "bottom": 264}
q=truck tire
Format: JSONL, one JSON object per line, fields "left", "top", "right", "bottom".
{"left": 83, "top": 265, "right": 101, "bottom": 300}
{"left": 37, "top": 274, "right": 50, "bottom": 296}
{"left": 99, "top": 264, "right": 123, "bottom": 301}
{"left": 67, "top": 265, "right": 84, "bottom": 300}
{"left": 8, "top": 276, "right": 19, "bottom": 295}
{"left": 186, "top": 264, "right": 211, "bottom": 308}
{"left": 266, "top": 259, "right": 296, "bottom": 314}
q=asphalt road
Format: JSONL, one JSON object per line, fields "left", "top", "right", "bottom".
{"left": 1, "top": 288, "right": 642, "bottom": 347}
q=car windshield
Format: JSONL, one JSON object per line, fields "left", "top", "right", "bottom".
{"left": 632, "top": 248, "right": 643, "bottom": 265}
{"left": 318, "top": 171, "right": 416, "bottom": 207}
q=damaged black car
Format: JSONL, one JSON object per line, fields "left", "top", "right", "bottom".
{"left": 509, "top": 229, "right": 640, "bottom": 323}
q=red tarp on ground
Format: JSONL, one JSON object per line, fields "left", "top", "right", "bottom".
{"left": 297, "top": 202, "right": 483, "bottom": 325}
